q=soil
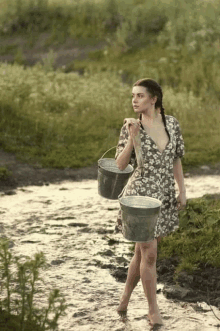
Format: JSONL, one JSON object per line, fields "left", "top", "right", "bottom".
{"left": 1, "top": 148, "right": 220, "bottom": 193}
{"left": 0, "top": 33, "right": 106, "bottom": 70}
{"left": 0, "top": 149, "right": 98, "bottom": 193}
{"left": 105, "top": 251, "right": 220, "bottom": 310}
{"left": 156, "top": 256, "right": 220, "bottom": 309}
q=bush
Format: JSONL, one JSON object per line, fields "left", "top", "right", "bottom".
{"left": 0, "top": 239, "right": 66, "bottom": 331}
{"left": 158, "top": 195, "right": 220, "bottom": 274}
{"left": 0, "top": 167, "right": 12, "bottom": 181}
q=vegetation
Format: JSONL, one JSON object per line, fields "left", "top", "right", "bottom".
{"left": 0, "top": 0, "right": 220, "bottom": 305}
{"left": 0, "top": 239, "right": 66, "bottom": 331}
{"left": 0, "top": 167, "right": 12, "bottom": 180}
{"left": 158, "top": 194, "right": 220, "bottom": 275}
{"left": 0, "top": 0, "right": 220, "bottom": 170}
{"left": 0, "top": 60, "right": 219, "bottom": 170}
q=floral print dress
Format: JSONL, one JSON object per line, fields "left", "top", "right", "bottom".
{"left": 115, "top": 115, "right": 185, "bottom": 238}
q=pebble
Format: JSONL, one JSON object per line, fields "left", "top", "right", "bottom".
{"left": 200, "top": 165, "right": 211, "bottom": 171}
{"left": 51, "top": 259, "right": 65, "bottom": 265}
{"left": 68, "top": 222, "right": 88, "bottom": 227}
{"left": 163, "top": 284, "right": 193, "bottom": 300}
{"left": 4, "top": 190, "right": 16, "bottom": 195}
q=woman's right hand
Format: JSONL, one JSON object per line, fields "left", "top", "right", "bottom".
{"left": 124, "top": 118, "right": 140, "bottom": 139}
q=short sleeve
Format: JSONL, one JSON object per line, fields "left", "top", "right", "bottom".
{"left": 174, "top": 118, "right": 185, "bottom": 160}
{"left": 115, "top": 124, "right": 136, "bottom": 166}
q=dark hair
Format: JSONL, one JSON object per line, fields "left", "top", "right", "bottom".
{"left": 133, "top": 78, "right": 166, "bottom": 128}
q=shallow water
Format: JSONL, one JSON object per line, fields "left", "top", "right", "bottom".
{"left": 1, "top": 176, "right": 220, "bottom": 331}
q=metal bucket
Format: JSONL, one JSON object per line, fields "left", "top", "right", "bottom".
{"left": 98, "top": 147, "right": 134, "bottom": 200}
{"left": 119, "top": 196, "right": 162, "bottom": 242}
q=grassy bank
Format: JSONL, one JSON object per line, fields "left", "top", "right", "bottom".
{"left": 0, "top": 0, "right": 220, "bottom": 170}
{"left": 158, "top": 194, "right": 220, "bottom": 275}
{"left": 0, "top": 61, "right": 219, "bottom": 170}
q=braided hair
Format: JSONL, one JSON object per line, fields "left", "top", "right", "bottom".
{"left": 133, "top": 78, "right": 166, "bottom": 129}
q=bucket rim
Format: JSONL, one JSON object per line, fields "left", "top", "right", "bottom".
{"left": 119, "top": 195, "right": 162, "bottom": 208}
{"left": 98, "top": 158, "right": 134, "bottom": 173}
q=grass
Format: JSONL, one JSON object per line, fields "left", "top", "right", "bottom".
{"left": 0, "top": 0, "right": 219, "bottom": 170}
{"left": 158, "top": 194, "right": 220, "bottom": 275}
{"left": 0, "top": 64, "right": 131, "bottom": 168}
{"left": 0, "top": 0, "right": 167, "bottom": 41}
{"left": 0, "top": 58, "right": 219, "bottom": 170}
{"left": 1, "top": 0, "right": 220, "bottom": 48}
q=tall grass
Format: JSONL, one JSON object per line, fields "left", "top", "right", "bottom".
{"left": 0, "top": 0, "right": 167, "bottom": 43}
{"left": 1, "top": 0, "right": 220, "bottom": 48}
{"left": 0, "top": 0, "right": 220, "bottom": 169}
{"left": 0, "top": 63, "right": 131, "bottom": 167}
{"left": 0, "top": 62, "right": 219, "bottom": 169}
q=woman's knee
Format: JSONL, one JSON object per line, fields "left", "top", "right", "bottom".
{"left": 134, "top": 243, "right": 141, "bottom": 261}
{"left": 140, "top": 240, "right": 157, "bottom": 266}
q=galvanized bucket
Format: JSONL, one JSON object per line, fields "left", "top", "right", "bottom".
{"left": 98, "top": 147, "right": 134, "bottom": 200}
{"left": 119, "top": 196, "right": 162, "bottom": 242}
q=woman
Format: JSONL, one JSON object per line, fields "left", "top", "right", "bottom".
{"left": 115, "top": 78, "right": 186, "bottom": 327}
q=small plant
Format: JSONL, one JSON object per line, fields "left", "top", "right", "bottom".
{"left": 14, "top": 48, "right": 26, "bottom": 66}
{"left": 41, "top": 49, "right": 57, "bottom": 72}
{"left": 0, "top": 167, "right": 12, "bottom": 181}
{"left": 0, "top": 239, "right": 67, "bottom": 331}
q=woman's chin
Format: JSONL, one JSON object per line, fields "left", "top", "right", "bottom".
{"left": 133, "top": 108, "right": 141, "bottom": 113}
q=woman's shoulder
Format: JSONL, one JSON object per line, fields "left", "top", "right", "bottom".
{"left": 165, "top": 115, "right": 177, "bottom": 121}
{"left": 165, "top": 115, "right": 180, "bottom": 125}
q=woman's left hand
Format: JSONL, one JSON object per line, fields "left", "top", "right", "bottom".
{"left": 177, "top": 191, "right": 187, "bottom": 210}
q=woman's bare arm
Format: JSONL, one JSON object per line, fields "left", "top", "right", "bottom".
{"left": 116, "top": 137, "right": 134, "bottom": 170}
{"left": 116, "top": 119, "right": 140, "bottom": 171}
{"left": 173, "top": 158, "right": 186, "bottom": 209}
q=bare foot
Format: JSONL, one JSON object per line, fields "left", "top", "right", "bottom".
{"left": 148, "top": 311, "right": 163, "bottom": 326}
{"left": 116, "top": 295, "right": 129, "bottom": 313}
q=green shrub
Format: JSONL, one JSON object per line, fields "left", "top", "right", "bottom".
{"left": 1, "top": 0, "right": 220, "bottom": 58}
{"left": 0, "top": 239, "right": 66, "bottom": 331}
{"left": 158, "top": 195, "right": 220, "bottom": 274}
{"left": 0, "top": 167, "right": 12, "bottom": 181}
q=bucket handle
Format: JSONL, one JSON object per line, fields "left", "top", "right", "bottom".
{"left": 118, "top": 169, "right": 143, "bottom": 199}
{"left": 98, "top": 145, "right": 144, "bottom": 175}
{"left": 98, "top": 146, "right": 117, "bottom": 162}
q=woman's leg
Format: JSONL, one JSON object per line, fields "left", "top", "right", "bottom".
{"left": 117, "top": 243, "right": 141, "bottom": 312}
{"left": 139, "top": 239, "right": 163, "bottom": 325}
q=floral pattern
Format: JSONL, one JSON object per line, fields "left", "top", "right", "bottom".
{"left": 115, "top": 115, "right": 185, "bottom": 238}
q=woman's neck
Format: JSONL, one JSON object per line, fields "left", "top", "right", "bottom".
{"left": 141, "top": 109, "right": 161, "bottom": 126}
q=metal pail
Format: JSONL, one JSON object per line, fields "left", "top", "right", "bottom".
{"left": 119, "top": 196, "right": 162, "bottom": 242}
{"left": 98, "top": 158, "right": 133, "bottom": 200}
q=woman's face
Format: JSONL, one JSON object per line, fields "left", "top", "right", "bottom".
{"left": 132, "top": 86, "right": 155, "bottom": 114}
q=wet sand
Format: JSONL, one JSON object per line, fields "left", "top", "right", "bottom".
{"left": 0, "top": 176, "right": 220, "bottom": 330}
